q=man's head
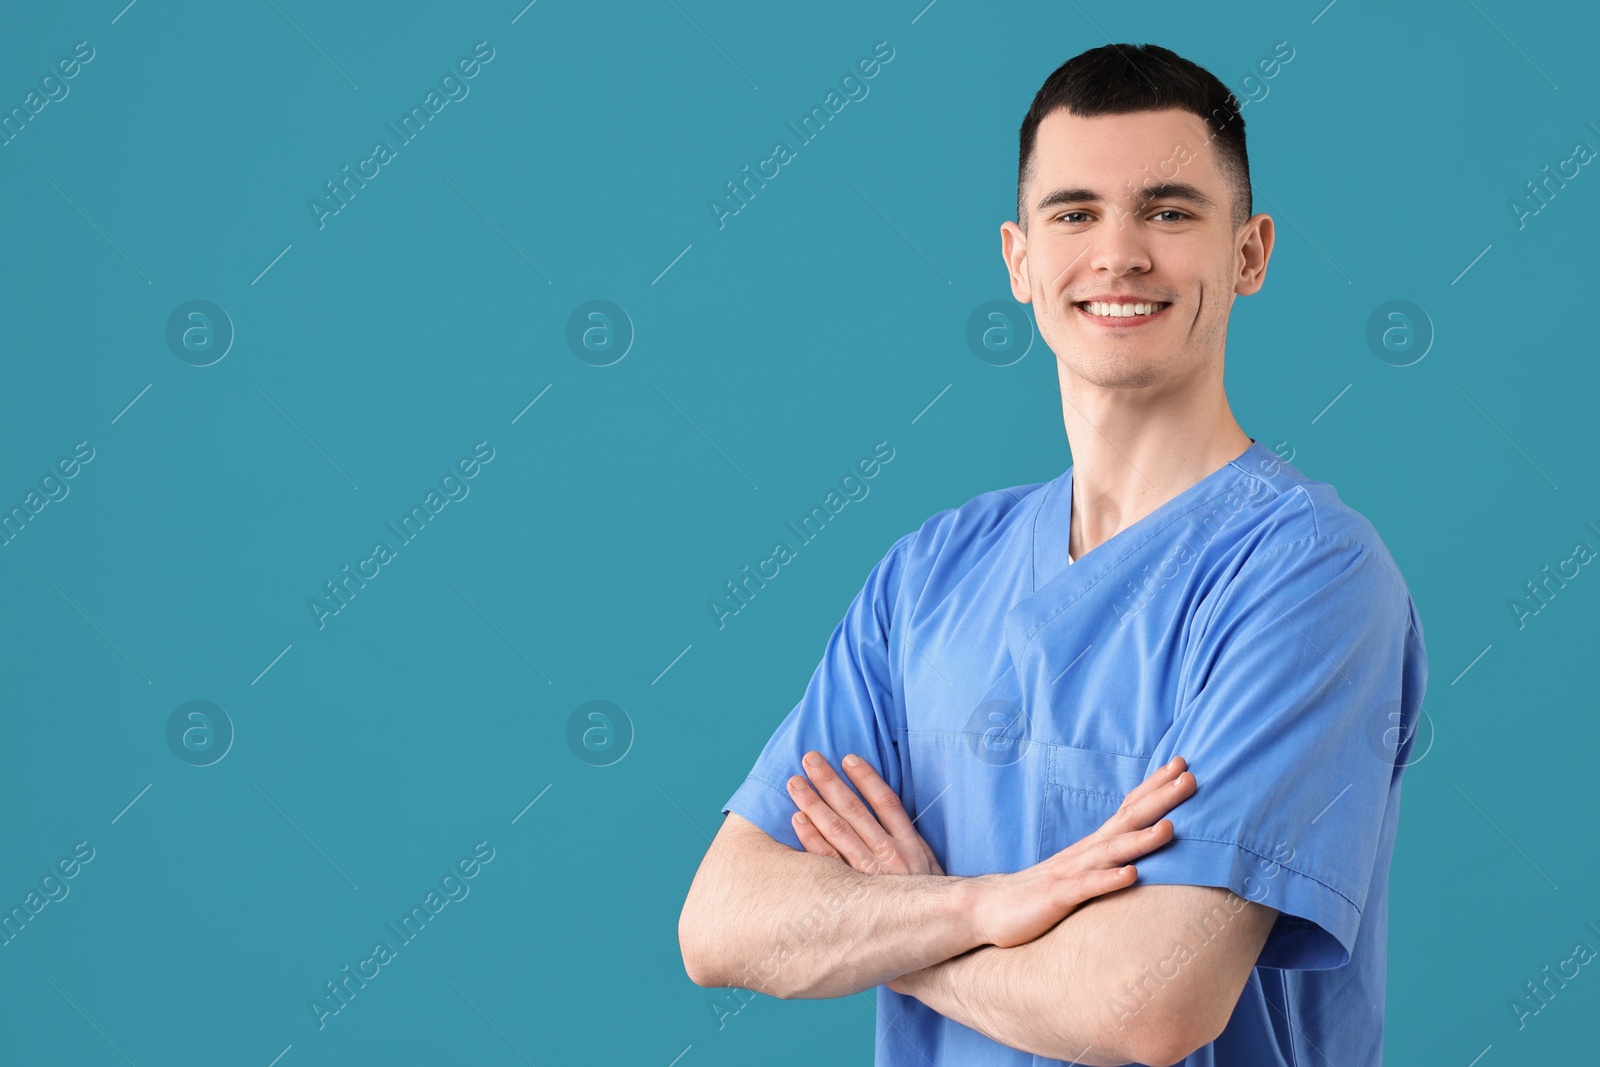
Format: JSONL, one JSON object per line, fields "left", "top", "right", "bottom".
{"left": 1002, "top": 44, "right": 1273, "bottom": 393}
{"left": 1016, "top": 44, "right": 1252, "bottom": 235}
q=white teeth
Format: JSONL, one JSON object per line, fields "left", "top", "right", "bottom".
{"left": 1082, "top": 301, "right": 1162, "bottom": 317}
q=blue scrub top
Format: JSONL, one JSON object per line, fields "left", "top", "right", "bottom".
{"left": 722, "top": 439, "right": 1429, "bottom": 1066}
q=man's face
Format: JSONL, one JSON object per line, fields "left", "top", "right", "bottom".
{"left": 1001, "top": 107, "right": 1272, "bottom": 392}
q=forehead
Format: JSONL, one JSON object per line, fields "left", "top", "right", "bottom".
{"left": 1030, "top": 107, "right": 1226, "bottom": 203}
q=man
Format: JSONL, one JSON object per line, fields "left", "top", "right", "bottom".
{"left": 678, "top": 42, "right": 1428, "bottom": 1066}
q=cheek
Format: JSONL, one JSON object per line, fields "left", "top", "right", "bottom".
{"left": 1035, "top": 245, "right": 1082, "bottom": 296}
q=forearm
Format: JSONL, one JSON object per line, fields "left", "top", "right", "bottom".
{"left": 682, "top": 836, "right": 982, "bottom": 1000}
{"left": 894, "top": 915, "right": 1140, "bottom": 1066}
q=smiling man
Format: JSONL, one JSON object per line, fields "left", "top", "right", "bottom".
{"left": 679, "top": 43, "right": 1428, "bottom": 1066}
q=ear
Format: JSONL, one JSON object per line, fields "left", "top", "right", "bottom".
{"left": 1234, "top": 213, "right": 1274, "bottom": 297}
{"left": 1001, "top": 220, "right": 1032, "bottom": 303}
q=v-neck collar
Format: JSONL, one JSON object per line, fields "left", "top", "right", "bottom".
{"left": 1030, "top": 437, "right": 1267, "bottom": 593}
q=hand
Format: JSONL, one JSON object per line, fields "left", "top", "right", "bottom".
{"left": 786, "top": 751, "right": 945, "bottom": 876}
{"left": 789, "top": 750, "right": 1197, "bottom": 949}
{"left": 886, "top": 757, "right": 1198, "bottom": 999}
{"left": 966, "top": 756, "right": 1196, "bottom": 948}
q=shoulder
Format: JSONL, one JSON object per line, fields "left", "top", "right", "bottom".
{"left": 902, "top": 475, "right": 1048, "bottom": 565}
{"left": 869, "top": 476, "right": 1051, "bottom": 601}
{"left": 917, "top": 477, "right": 1048, "bottom": 549}
{"left": 1217, "top": 453, "right": 1419, "bottom": 633}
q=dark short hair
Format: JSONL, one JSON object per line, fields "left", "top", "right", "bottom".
{"left": 1017, "top": 43, "right": 1251, "bottom": 233}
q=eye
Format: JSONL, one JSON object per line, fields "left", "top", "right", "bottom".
{"left": 1152, "top": 209, "right": 1190, "bottom": 222}
{"left": 1054, "top": 210, "right": 1091, "bottom": 223}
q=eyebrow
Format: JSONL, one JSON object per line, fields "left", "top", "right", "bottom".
{"left": 1034, "top": 182, "right": 1217, "bottom": 215}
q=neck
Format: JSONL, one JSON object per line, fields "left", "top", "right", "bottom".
{"left": 1058, "top": 374, "right": 1251, "bottom": 561}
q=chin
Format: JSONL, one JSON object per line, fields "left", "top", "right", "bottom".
{"left": 1055, "top": 350, "right": 1169, "bottom": 390}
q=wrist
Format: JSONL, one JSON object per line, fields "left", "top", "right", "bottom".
{"left": 889, "top": 958, "right": 937, "bottom": 997}
{"left": 953, "top": 870, "right": 992, "bottom": 947}
{"left": 953, "top": 873, "right": 994, "bottom": 949}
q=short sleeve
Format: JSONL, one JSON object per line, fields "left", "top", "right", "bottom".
{"left": 720, "top": 530, "right": 915, "bottom": 851}
{"left": 1130, "top": 534, "right": 1427, "bottom": 970}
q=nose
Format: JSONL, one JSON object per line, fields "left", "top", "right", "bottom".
{"left": 1088, "top": 209, "right": 1153, "bottom": 276}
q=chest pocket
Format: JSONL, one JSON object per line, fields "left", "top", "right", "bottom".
{"left": 1038, "top": 743, "right": 1151, "bottom": 863}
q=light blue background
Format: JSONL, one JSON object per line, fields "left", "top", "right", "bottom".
{"left": 1, "top": 1, "right": 1594, "bottom": 1063}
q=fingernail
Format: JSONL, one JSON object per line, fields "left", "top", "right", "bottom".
{"left": 804, "top": 753, "right": 821, "bottom": 768}
{"left": 843, "top": 754, "right": 860, "bottom": 768}
{"left": 1166, "top": 757, "right": 1179, "bottom": 771}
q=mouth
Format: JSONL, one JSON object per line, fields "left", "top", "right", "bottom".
{"left": 1074, "top": 300, "right": 1171, "bottom": 327}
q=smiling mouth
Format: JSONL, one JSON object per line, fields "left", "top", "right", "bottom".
{"left": 1075, "top": 300, "right": 1171, "bottom": 320}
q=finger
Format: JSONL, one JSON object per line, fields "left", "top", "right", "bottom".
{"left": 1101, "top": 767, "right": 1196, "bottom": 836}
{"left": 1121, "top": 756, "right": 1188, "bottom": 810}
{"left": 1037, "top": 865, "right": 1142, "bottom": 917}
{"left": 787, "top": 771, "right": 878, "bottom": 870}
{"left": 800, "top": 752, "right": 900, "bottom": 861}
{"left": 1070, "top": 864, "right": 1139, "bottom": 901}
{"left": 1046, "top": 814, "right": 1174, "bottom": 874}
{"left": 1083, "top": 758, "right": 1183, "bottom": 841}
{"left": 787, "top": 772, "right": 870, "bottom": 862}
{"left": 1092, "top": 819, "right": 1176, "bottom": 868}
{"left": 792, "top": 811, "right": 844, "bottom": 861}
{"left": 838, "top": 753, "right": 924, "bottom": 848}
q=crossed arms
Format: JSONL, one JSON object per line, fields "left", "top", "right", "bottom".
{"left": 677, "top": 753, "right": 1279, "bottom": 1066}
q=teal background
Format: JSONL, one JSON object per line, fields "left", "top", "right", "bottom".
{"left": 1, "top": 0, "right": 1595, "bottom": 1063}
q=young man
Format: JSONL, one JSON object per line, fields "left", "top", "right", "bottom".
{"left": 679, "top": 43, "right": 1428, "bottom": 1066}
